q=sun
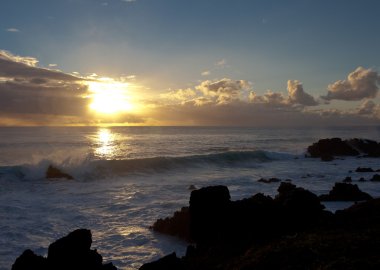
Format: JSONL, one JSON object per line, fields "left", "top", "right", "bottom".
{"left": 88, "top": 79, "right": 133, "bottom": 114}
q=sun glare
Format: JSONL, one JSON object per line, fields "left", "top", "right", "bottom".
{"left": 88, "top": 79, "right": 133, "bottom": 114}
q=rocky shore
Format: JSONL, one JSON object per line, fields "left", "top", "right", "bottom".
{"left": 12, "top": 138, "right": 380, "bottom": 270}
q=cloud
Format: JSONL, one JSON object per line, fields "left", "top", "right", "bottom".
{"left": 215, "top": 59, "right": 226, "bottom": 67}
{"left": 6, "top": 28, "right": 20, "bottom": 32}
{"left": 322, "top": 67, "right": 380, "bottom": 101}
{"left": 356, "top": 100, "right": 380, "bottom": 118}
{"left": 287, "top": 80, "right": 318, "bottom": 106}
{"left": 160, "top": 88, "right": 196, "bottom": 102}
{"left": 201, "top": 70, "right": 210, "bottom": 76}
{"left": 249, "top": 90, "right": 287, "bottom": 106}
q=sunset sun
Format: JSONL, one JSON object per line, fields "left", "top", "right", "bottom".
{"left": 88, "top": 79, "right": 133, "bottom": 114}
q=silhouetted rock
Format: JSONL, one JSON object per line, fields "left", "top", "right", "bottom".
{"left": 359, "top": 177, "right": 366, "bottom": 182}
{"left": 343, "top": 176, "right": 352, "bottom": 183}
{"left": 152, "top": 207, "right": 191, "bottom": 241}
{"left": 319, "top": 183, "right": 373, "bottom": 201}
{"left": 356, "top": 167, "right": 374, "bottom": 172}
{"left": 257, "top": 177, "right": 281, "bottom": 183}
{"left": 139, "top": 252, "right": 183, "bottom": 270}
{"left": 46, "top": 165, "right": 73, "bottom": 180}
{"left": 12, "top": 250, "right": 47, "bottom": 270}
{"left": 307, "top": 138, "right": 359, "bottom": 159}
{"left": 143, "top": 184, "right": 380, "bottom": 270}
{"left": 346, "top": 138, "right": 380, "bottom": 157}
{"left": 189, "top": 185, "right": 230, "bottom": 245}
{"left": 371, "top": 174, "right": 380, "bottom": 182}
{"left": 12, "top": 229, "right": 116, "bottom": 270}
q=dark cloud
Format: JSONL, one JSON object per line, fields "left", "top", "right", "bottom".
{"left": 322, "top": 67, "right": 380, "bottom": 101}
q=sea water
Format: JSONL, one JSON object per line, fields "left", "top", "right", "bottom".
{"left": 1, "top": 126, "right": 380, "bottom": 270}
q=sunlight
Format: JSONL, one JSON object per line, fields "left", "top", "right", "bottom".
{"left": 88, "top": 78, "right": 133, "bottom": 115}
{"left": 95, "top": 128, "right": 116, "bottom": 158}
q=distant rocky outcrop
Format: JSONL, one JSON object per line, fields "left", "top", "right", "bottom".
{"left": 12, "top": 229, "right": 116, "bottom": 270}
{"left": 307, "top": 138, "right": 380, "bottom": 160}
{"left": 46, "top": 165, "right": 73, "bottom": 180}
{"left": 319, "top": 182, "right": 373, "bottom": 201}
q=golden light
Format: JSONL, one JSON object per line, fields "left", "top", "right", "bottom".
{"left": 88, "top": 79, "right": 133, "bottom": 114}
{"left": 94, "top": 128, "right": 116, "bottom": 158}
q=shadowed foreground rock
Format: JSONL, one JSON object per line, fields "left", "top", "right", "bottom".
{"left": 319, "top": 182, "right": 373, "bottom": 201}
{"left": 145, "top": 183, "right": 380, "bottom": 270}
{"left": 12, "top": 229, "right": 116, "bottom": 270}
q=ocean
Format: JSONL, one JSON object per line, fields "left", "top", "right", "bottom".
{"left": 1, "top": 126, "right": 380, "bottom": 270}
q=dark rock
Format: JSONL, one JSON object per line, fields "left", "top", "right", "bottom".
{"left": 346, "top": 138, "right": 380, "bottom": 157}
{"left": 139, "top": 252, "right": 183, "bottom": 270}
{"left": 188, "top": 185, "right": 197, "bottom": 191}
{"left": 342, "top": 176, "right": 352, "bottom": 183}
{"left": 355, "top": 167, "right": 374, "bottom": 172}
{"left": 152, "top": 207, "right": 190, "bottom": 241}
{"left": 371, "top": 174, "right": 380, "bottom": 182}
{"left": 257, "top": 177, "right": 281, "bottom": 183}
{"left": 307, "top": 138, "right": 359, "bottom": 158}
{"left": 12, "top": 229, "right": 116, "bottom": 270}
{"left": 359, "top": 177, "right": 366, "bottom": 182}
{"left": 46, "top": 165, "right": 73, "bottom": 180}
{"left": 12, "top": 249, "right": 48, "bottom": 270}
{"left": 189, "top": 185, "right": 231, "bottom": 245}
{"left": 319, "top": 183, "right": 373, "bottom": 201}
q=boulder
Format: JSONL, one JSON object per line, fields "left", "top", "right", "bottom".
{"left": 319, "top": 183, "right": 373, "bottom": 201}
{"left": 152, "top": 207, "right": 190, "bottom": 241}
{"left": 258, "top": 177, "right": 281, "bottom": 183}
{"left": 46, "top": 165, "right": 73, "bottom": 180}
{"left": 189, "top": 185, "right": 231, "bottom": 244}
{"left": 371, "top": 174, "right": 380, "bottom": 182}
{"left": 307, "top": 138, "right": 359, "bottom": 159}
{"left": 12, "top": 250, "right": 47, "bottom": 270}
{"left": 346, "top": 138, "right": 380, "bottom": 157}
{"left": 12, "top": 229, "right": 117, "bottom": 270}
{"left": 355, "top": 167, "right": 374, "bottom": 172}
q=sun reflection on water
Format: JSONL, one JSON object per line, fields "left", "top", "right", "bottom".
{"left": 95, "top": 128, "right": 117, "bottom": 159}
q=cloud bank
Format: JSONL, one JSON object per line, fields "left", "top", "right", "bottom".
{"left": 322, "top": 67, "right": 380, "bottom": 101}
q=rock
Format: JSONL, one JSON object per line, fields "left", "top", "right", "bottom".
{"left": 371, "top": 174, "right": 380, "bottom": 182}
{"left": 12, "top": 229, "right": 117, "bottom": 270}
{"left": 342, "top": 176, "right": 352, "bottom": 183}
{"left": 189, "top": 185, "right": 231, "bottom": 244}
{"left": 46, "top": 165, "right": 73, "bottom": 180}
{"left": 346, "top": 138, "right": 380, "bottom": 157}
{"left": 188, "top": 185, "right": 197, "bottom": 191}
{"left": 319, "top": 183, "right": 373, "bottom": 201}
{"left": 152, "top": 207, "right": 191, "bottom": 241}
{"left": 12, "top": 249, "right": 47, "bottom": 270}
{"left": 139, "top": 252, "right": 183, "bottom": 270}
{"left": 355, "top": 167, "right": 374, "bottom": 172}
{"left": 359, "top": 177, "right": 366, "bottom": 182}
{"left": 257, "top": 177, "right": 281, "bottom": 183}
{"left": 321, "top": 154, "right": 334, "bottom": 161}
{"left": 307, "top": 138, "right": 359, "bottom": 159}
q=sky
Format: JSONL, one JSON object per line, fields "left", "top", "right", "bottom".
{"left": 1, "top": 0, "right": 380, "bottom": 126}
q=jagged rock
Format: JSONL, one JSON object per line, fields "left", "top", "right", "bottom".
{"left": 12, "top": 229, "right": 117, "bottom": 270}
{"left": 46, "top": 165, "right": 73, "bottom": 180}
{"left": 346, "top": 138, "right": 380, "bottom": 157}
{"left": 139, "top": 252, "right": 183, "bottom": 270}
{"left": 189, "top": 185, "right": 231, "bottom": 244}
{"left": 319, "top": 183, "right": 373, "bottom": 201}
{"left": 343, "top": 176, "right": 352, "bottom": 183}
{"left": 355, "top": 167, "right": 374, "bottom": 172}
{"left": 257, "top": 177, "right": 281, "bottom": 183}
{"left": 371, "top": 174, "right": 380, "bottom": 182}
{"left": 307, "top": 138, "right": 359, "bottom": 159}
{"left": 12, "top": 249, "right": 47, "bottom": 270}
{"left": 152, "top": 207, "right": 190, "bottom": 241}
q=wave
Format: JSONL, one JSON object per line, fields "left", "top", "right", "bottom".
{"left": 0, "top": 150, "right": 296, "bottom": 181}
